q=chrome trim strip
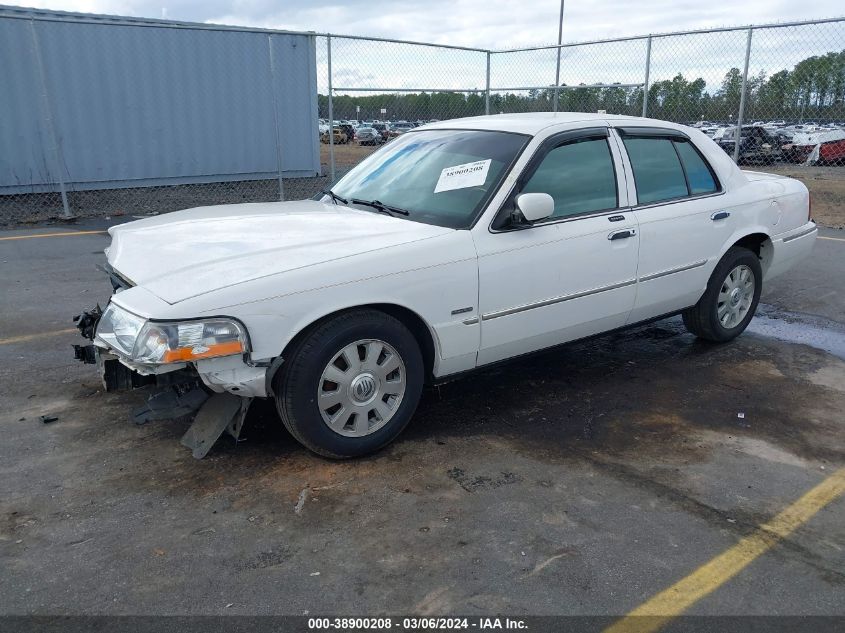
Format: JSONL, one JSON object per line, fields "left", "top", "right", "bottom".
{"left": 451, "top": 306, "right": 474, "bottom": 315}
{"left": 462, "top": 316, "right": 480, "bottom": 325}
{"left": 632, "top": 190, "right": 725, "bottom": 212}
{"left": 639, "top": 259, "right": 708, "bottom": 283}
{"left": 782, "top": 226, "right": 817, "bottom": 243}
{"left": 481, "top": 279, "right": 637, "bottom": 321}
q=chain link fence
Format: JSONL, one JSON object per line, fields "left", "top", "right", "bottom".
{"left": 2, "top": 7, "right": 844, "bottom": 228}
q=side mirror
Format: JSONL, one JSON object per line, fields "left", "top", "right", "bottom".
{"left": 515, "top": 193, "right": 554, "bottom": 223}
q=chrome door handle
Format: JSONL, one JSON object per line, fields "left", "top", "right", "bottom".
{"left": 711, "top": 211, "right": 730, "bottom": 221}
{"left": 608, "top": 229, "right": 636, "bottom": 241}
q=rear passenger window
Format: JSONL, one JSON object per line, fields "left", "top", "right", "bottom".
{"left": 623, "top": 137, "right": 688, "bottom": 204}
{"left": 521, "top": 138, "right": 617, "bottom": 219}
{"left": 623, "top": 135, "right": 719, "bottom": 204}
{"left": 674, "top": 140, "right": 718, "bottom": 195}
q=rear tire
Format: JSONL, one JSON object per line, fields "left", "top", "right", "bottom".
{"left": 274, "top": 309, "right": 424, "bottom": 458}
{"left": 682, "top": 246, "right": 762, "bottom": 343}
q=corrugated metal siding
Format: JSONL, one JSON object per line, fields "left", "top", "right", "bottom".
{"left": 0, "top": 10, "right": 319, "bottom": 193}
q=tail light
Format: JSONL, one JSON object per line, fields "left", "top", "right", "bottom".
{"left": 808, "top": 192, "right": 813, "bottom": 222}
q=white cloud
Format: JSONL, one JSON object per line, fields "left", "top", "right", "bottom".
{"left": 7, "top": 0, "right": 845, "bottom": 95}
{"left": 9, "top": 0, "right": 845, "bottom": 48}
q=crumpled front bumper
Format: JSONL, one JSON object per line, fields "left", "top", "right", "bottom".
{"left": 73, "top": 304, "right": 269, "bottom": 398}
{"left": 73, "top": 303, "right": 262, "bottom": 458}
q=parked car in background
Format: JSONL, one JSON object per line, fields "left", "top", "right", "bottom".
{"left": 320, "top": 127, "right": 348, "bottom": 144}
{"left": 388, "top": 122, "right": 415, "bottom": 137}
{"left": 354, "top": 126, "right": 383, "bottom": 146}
{"left": 338, "top": 124, "right": 356, "bottom": 143}
{"left": 782, "top": 129, "right": 845, "bottom": 164}
{"left": 371, "top": 122, "right": 390, "bottom": 141}
{"left": 716, "top": 125, "right": 782, "bottom": 164}
{"left": 77, "top": 113, "right": 815, "bottom": 460}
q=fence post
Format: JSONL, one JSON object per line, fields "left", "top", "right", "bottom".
{"left": 552, "top": 1, "right": 565, "bottom": 112}
{"left": 734, "top": 27, "right": 754, "bottom": 163}
{"left": 267, "top": 34, "right": 285, "bottom": 201}
{"left": 641, "top": 35, "right": 652, "bottom": 118}
{"left": 30, "top": 18, "right": 71, "bottom": 219}
{"left": 485, "top": 51, "right": 491, "bottom": 115}
{"left": 327, "top": 35, "right": 335, "bottom": 183}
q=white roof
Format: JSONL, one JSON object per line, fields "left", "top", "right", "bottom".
{"left": 423, "top": 112, "right": 683, "bottom": 135}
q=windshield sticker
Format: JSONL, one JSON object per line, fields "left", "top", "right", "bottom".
{"left": 434, "top": 159, "right": 492, "bottom": 193}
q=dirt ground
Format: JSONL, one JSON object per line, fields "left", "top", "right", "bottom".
{"left": 320, "top": 140, "right": 379, "bottom": 168}
{"left": 764, "top": 165, "right": 845, "bottom": 229}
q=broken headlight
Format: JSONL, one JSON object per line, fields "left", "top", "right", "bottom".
{"left": 133, "top": 319, "right": 247, "bottom": 364}
{"left": 95, "top": 303, "right": 145, "bottom": 357}
{"left": 96, "top": 303, "right": 248, "bottom": 365}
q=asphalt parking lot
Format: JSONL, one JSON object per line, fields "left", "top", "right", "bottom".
{"left": 1, "top": 219, "right": 844, "bottom": 623}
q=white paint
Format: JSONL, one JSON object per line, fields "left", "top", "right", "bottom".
{"left": 98, "top": 113, "right": 814, "bottom": 399}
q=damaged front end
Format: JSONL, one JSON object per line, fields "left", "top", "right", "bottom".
{"left": 73, "top": 297, "right": 263, "bottom": 459}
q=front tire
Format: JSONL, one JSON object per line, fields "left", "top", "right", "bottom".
{"left": 274, "top": 310, "right": 424, "bottom": 458}
{"left": 682, "top": 246, "right": 762, "bottom": 342}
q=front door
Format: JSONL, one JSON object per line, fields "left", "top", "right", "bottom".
{"left": 472, "top": 128, "right": 639, "bottom": 366}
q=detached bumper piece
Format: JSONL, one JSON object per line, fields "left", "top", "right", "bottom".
{"left": 180, "top": 393, "right": 252, "bottom": 459}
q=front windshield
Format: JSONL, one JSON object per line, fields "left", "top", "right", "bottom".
{"left": 328, "top": 129, "right": 529, "bottom": 229}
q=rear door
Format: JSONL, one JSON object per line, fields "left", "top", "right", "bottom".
{"left": 612, "top": 127, "right": 732, "bottom": 322}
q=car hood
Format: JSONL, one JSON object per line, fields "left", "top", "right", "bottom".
{"left": 106, "top": 199, "right": 452, "bottom": 304}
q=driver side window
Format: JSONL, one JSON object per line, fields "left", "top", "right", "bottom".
{"left": 521, "top": 137, "right": 618, "bottom": 220}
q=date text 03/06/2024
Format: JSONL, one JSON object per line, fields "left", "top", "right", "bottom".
{"left": 306, "top": 617, "right": 528, "bottom": 629}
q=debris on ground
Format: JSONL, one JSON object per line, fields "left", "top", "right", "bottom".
{"left": 294, "top": 487, "right": 309, "bottom": 514}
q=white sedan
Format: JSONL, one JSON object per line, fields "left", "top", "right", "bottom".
{"left": 80, "top": 113, "right": 817, "bottom": 458}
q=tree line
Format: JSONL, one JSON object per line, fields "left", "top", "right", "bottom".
{"left": 320, "top": 50, "right": 845, "bottom": 123}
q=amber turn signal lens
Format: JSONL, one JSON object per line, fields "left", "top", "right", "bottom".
{"left": 161, "top": 340, "right": 244, "bottom": 363}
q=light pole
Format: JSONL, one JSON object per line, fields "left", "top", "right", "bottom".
{"left": 553, "top": 0, "right": 565, "bottom": 112}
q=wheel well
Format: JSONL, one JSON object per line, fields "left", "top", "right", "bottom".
{"left": 275, "top": 304, "right": 437, "bottom": 386}
{"left": 732, "top": 232, "right": 769, "bottom": 257}
{"left": 731, "top": 232, "right": 773, "bottom": 275}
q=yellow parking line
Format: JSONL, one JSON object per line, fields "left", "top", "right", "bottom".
{"left": 818, "top": 236, "right": 845, "bottom": 242}
{"left": 0, "top": 230, "right": 106, "bottom": 241}
{"left": 0, "top": 328, "right": 78, "bottom": 345}
{"left": 604, "top": 467, "right": 845, "bottom": 633}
